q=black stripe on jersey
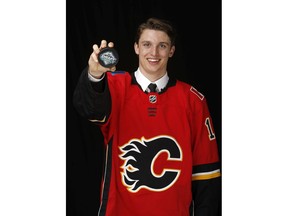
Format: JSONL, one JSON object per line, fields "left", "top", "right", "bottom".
{"left": 193, "top": 162, "right": 220, "bottom": 174}
{"left": 98, "top": 138, "right": 113, "bottom": 216}
{"left": 192, "top": 162, "right": 221, "bottom": 181}
{"left": 147, "top": 107, "right": 157, "bottom": 116}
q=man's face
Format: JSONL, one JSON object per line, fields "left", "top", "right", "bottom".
{"left": 134, "top": 29, "right": 175, "bottom": 80}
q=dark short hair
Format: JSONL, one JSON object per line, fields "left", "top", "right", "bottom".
{"left": 135, "top": 17, "right": 177, "bottom": 46}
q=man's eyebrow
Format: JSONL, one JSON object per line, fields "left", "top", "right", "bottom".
{"left": 159, "top": 42, "right": 170, "bottom": 45}
{"left": 140, "top": 41, "right": 170, "bottom": 45}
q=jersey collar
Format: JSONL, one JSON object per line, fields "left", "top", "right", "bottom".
{"left": 134, "top": 68, "right": 169, "bottom": 92}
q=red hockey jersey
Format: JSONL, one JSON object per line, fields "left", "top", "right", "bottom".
{"left": 84, "top": 71, "right": 220, "bottom": 216}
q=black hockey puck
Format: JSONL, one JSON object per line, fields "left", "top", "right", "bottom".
{"left": 98, "top": 47, "right": 119, "bottom": 67}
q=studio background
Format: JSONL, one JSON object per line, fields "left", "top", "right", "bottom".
{"left": 67, "top": 0, "right": 221, "bottom": 215}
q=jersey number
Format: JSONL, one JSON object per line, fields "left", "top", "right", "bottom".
{"left": 205, "top": 117, "right": 216, "bottom": 140}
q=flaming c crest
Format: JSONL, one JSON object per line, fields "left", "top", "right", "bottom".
{"left": 119, "top": 136, "right": 182, "bottom": 193}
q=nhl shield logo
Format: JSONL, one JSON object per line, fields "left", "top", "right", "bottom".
{"left": 149, "top": 95, "right": 157, "bottom": 103}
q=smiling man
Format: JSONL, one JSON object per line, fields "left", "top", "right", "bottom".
{"left": 73, "top": 17, "right": 221, "bottom": 216}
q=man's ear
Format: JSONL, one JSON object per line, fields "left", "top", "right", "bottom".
{"left": 169, "top": 46, "right": 175, "bottom": 57}
{"left": 134, "top": 42, "right": 139, "bottom": 55}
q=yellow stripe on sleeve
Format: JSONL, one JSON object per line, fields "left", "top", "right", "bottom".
{"left": 89, "top": 115, "right": 106, "bottom": 123}
{"left": 192, "top": 169, "right": 221, "bottom": 181}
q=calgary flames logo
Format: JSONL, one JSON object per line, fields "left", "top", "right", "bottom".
{"left": 119, "top": 136, "right": 182, "bottom": 193}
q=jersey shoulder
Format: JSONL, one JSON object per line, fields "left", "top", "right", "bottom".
{"left": 107, "top": 70, "right": 130, "bottom": 79}
{"left": 176, "top": 80, "right": 205, "bottom": 101}
{"left": 106, "top": 70, "right": 132, "bottom": 85}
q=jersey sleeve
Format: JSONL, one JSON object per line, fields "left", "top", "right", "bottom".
{"left": 73, "top": 67, "right": 111, "bottom": 124}
{"left": 189, "top": 86, "right": 221, "bottom": 216}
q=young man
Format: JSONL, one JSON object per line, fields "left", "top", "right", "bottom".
{"left": 73, "top": 17, "right": 221, "bottom": 216}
